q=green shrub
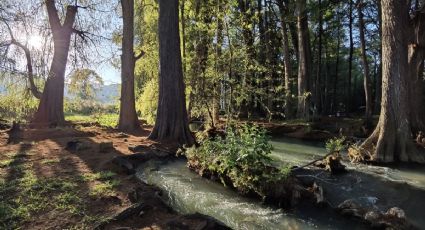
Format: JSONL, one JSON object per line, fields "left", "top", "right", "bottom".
{"left": 325, "top": 136, "right": 346, "bottom": 153}
{"left": 184, "top": 125, "right": 290, "bottom": 196}
{"left": 136, "top": 78, "right": 158, "bottom": 125}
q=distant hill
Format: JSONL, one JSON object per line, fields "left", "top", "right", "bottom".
{"left": 96, "top": 84, "right": 120, "bottom": 104}
{"left": 65, "top": 83, "right": 120, "bottom": 104}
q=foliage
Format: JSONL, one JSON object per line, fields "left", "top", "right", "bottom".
{"left": 325, "top": 136, "right": 346, "bottom": 153}
{"left": 68, "top": 69, "right": 104, "bottom": 101}
{"left": 184, "top": 125, "right": 290, "bottom": 196}
{"left": 0, "top": 78, "right": 39, "bottom": 121}
{"left": 136, "top": 78, "right": 158, "bottom": 125}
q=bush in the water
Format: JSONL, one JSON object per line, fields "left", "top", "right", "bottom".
{"left": 325, "top": 136, "right": 346, "bottom": 154}
{"left": 184, "top": 125, "right": 291, "bottom": 197}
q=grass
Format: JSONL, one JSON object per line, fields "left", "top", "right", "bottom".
{"left": 89, "top": 180, "right": 120, "bottom": 197}
{"left": 40, "top": 158, "right": 61, "bottom": 164}
{"left": 78, "top": 171, "right": 120, "bottom": 198}
{"left": 80, "top": 171, "right": 116, "bottom": 182}
{"left": 0, "top": 151, "right": 120, "bottom": 229}
{"left": 65, "top": 113, "right": 119, "bottom": 128}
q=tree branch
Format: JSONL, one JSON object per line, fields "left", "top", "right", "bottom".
{"left": 0, "top": 19, "right": 42, "bottom": 99}
{"left": 134, "top": 50, "right": 145, "bottom": 61}
{"left": 45, "top": 0, "right": 62, "bottom": 32}
{"left": 63, "top": 5, "right": 78, "bottom": 29}
{"left": 11, "top": 40, "right": 42, "bottom": 99}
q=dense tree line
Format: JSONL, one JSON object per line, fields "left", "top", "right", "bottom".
{"left": 0, "top": 0, "right": 424, "bottom": 163}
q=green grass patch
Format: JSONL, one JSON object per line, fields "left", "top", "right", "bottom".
{"left": 65, "top": 113, "right": 119, "bottom": 128}
{"left": 40, "top": 158, "right": 61, "bottom": 164}
{"left": 0, "top": 152, "right": 94, "bottom": 229}
{"left": 89, "top": 180, "right": 120, "bottom": 198}
{"left": 0, "top": 159, "right": 13, "bottom": 168}
{"left": 80, "top": 171, "right": 116, "bottom": 182}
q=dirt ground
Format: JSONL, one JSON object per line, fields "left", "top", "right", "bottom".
{"left": 0, "top": 123, "right": 225, "bottom": 230}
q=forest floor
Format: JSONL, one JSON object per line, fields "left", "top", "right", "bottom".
{"left": 0, "top": 124, "right": 222, "bottom": 230}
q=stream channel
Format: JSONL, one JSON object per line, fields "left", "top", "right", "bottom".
{"left": 136, "top": 137, "right": 425, "bottom": 229}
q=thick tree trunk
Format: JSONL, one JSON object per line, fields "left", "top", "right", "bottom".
{"left": 149, "top": 0, "right": 194, "bottom": 146}
{"left": 118, "top": 0, "right": 140, "bottom": 132}
{"left": 358, "top": 0, "right": 373, "bottom": 126}
{"left": 408, "top": 5, "right": 425, "bottom": 133}
{"left": 296, "top": 0, "right": 311, "bottom": 120}
{"left": 33, "top": 1, "right": 77, "bottom": 125}
{"left": 360, "top": 0, "right": 425, "bottom": 163}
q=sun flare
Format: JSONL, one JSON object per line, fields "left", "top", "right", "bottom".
{"left": 28, "top": 35, "right": 43, "bottom": 49}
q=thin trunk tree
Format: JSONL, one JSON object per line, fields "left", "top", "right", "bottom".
{"left": 149, "top": 0, "right": 194, "bottom": 145}
{"left": 347, "top": 0, "right": 354, "bottom": 113}
{"left": 296, "top": 0, "right": 311, "bottom": 120}
{"left": 358, "top": 0, "right": 373, "bottom": 127}
{"left": 277, "top": 0, "right": 294, "bottom": 118}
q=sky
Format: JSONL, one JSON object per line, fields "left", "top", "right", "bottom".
{"left": 96, "top": 63, "right": 121, "bottom": 85}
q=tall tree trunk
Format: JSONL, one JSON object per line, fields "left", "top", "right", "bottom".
{"left": 296, "top": 0, "right": 311, "bottom": 120}
{"left": 358, "top": 0, "right": 373, "bottom": 127}
{"left": 315, "top": 0, "right": 323, "bottom": 115}
{"left": 33, "top": 0, "right": 77, "bottom": 125}
{"left": 237, "top": 0, "right": 255, "bottom": 116}
{"left": 213, "top": 0, "right": 224, "bottom": 126}
{"left": 374, "top": 0, "right": 382, "bottom": 114}
{"left": 347, "top": 0, "right": 354, "bottom": 113}
{"left": 360, "top": 0, "right": 425, "bottom": 163}
{"left": 118, "top": 0, "right": 140, "bottom": 132}
{"left": 149, "top": 0, "right": 194, "bottom": 146}
{"left": 408, "top": 4, "right": 425, "bottom": 133}
{"left": 277, "top": 0, "right": 294, "bottom": 118}
{"left": 332, "top": 13, "right": 341, "bottom": 114}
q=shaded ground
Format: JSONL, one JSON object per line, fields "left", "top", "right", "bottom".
{"left": 0, "top": 123, "right": 226, "bottom": 229}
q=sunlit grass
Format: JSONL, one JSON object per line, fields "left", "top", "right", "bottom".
{"left": 65, "top": 113, "right": 119, "bottom": 128}
{"left": 0, "top": 152, "right": 120, "bottom": 228}
{"left": 40, "top": 158, "right": 60, "bottom": 164}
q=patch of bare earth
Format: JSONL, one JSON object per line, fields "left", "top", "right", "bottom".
{"left": 0, "top": 125, "right": 224, "bottom": 230}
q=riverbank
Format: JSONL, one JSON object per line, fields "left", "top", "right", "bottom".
{"left": 0, "top": 124, "right": 227, "bottom": 229}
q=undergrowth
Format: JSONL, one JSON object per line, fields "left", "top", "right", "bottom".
{"left": 184, "top": 125, "right": 291, "bottom": 197}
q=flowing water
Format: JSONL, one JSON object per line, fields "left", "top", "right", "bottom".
{"left": 137, "top": 137, "right": 425, "bottom": 229}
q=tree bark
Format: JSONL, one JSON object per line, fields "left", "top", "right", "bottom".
{"left": 32, "top": 0, "right": 77, "bottom": 125}
{"left": 347, "top": 0, "right": 354, "bottom": 113}
{"left": 118, "top": 0, "right": 140, "bottom": 132}
{"left": 358, "top": 0, "right": 373, "bottom": 126}
{"left": 360, "top": 0, "right": 425, "bottom": 163}
{"left": 315, "top": 0, "right": 323, "bottom": 115}
{"left": 408, "top": 5, "right": 425, "bottom": 133}
{"left": 213, "top": 0, "right": 224, "bottom": 126}
{"left": 332, "top": 12, "right": 341, "bottom": 114}
{"left": 149, "top": 0, "right": 194, "bottom": 146}
{"left": 296, "top": 0, "right": 311, "bottom": 120}
{"left": 277, "top": 0, "right": 294, "bottom": 119}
